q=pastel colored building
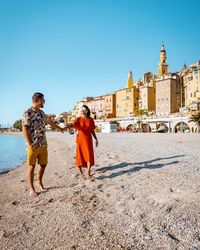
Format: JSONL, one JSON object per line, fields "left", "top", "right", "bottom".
{"left": 156, "top": 44, "right": 181, "bottom": 116}
{"left": 90, "top": 95, "right": 106, "bottom": 119}
{"left": 104, "top": 93, "right": 116, "bottom": 118}
{"left": 116, "top": 71, "right": 139, "bottom": 118}
{"left": 182, "top": 61, "right": 200, "bottom": 111}
{"left": 139, "top": 72, "right": 156, "bottom": 113}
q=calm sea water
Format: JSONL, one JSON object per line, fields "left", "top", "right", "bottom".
{"left": 0, "top": 135, "right": 26, "bottom": 173}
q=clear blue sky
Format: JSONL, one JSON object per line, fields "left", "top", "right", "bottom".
{"left": 0, "top": 0, "right": 200, "bottom": 126}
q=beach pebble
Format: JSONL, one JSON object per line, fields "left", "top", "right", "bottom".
{"left": 144, "top": 234, "right": 153, "bottom": 240}
{"left": 12, "top": 201, "right": 20, "bottom": 205}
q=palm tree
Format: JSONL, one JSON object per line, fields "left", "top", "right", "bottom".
{"left": 189, "top": 111, "right": 200, "bottom": 133}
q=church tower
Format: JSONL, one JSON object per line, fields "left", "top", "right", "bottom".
{"left": 158, "top": 44, "right": 168, "bottom": 76}
{"left": 126, "top": 71, "right": 134, "bottom": 88}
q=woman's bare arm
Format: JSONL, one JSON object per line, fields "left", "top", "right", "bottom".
{"left": 92, "top": 130, "right": 99, "bottom": 147}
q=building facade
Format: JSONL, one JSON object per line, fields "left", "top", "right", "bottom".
{"left": 139, "top": 72, "right": 156, "bottom": 113}
{"left": 116, "top": 71, "right": 139, "bottom": 118}
{"left": 156, "top": 73, "right": 181, "bottom": 116}
{"left": 71, "top": 97, "right": 94, "bottom": 118}
{"left": 156, "top": 45, "right": 181, "bottom": 116}
{"left": 182, "top": 61, "right": 200, "bottom": 111}
{"left": 90, "top": 95, "right": 106, "bottom": 119}
{"left": 105, "top": 93, "right": 116, "bottom": 118}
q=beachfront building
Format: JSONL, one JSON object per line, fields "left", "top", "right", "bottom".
{"left": 182, "top": 61, "right": 200, "bottom": 111}
{"left": 156, "top": 44, "right": 181, "bottom": 116}
{"left": 139, "top": 72, "right": 156, "bottom": 114}
{"left": 156, "top": 73, "right": 181, "bottom": 116}
{"left": 104, "top": 93, "right": 116, "bottom": 118}
{"left": 71, "top": 97, "right": 94, "bottom": 118}
{"left": 116, "top": 71, "right": 139, "bottom": 118}
{"left": 90, "top": 95, "right": 106, "bottom": 119}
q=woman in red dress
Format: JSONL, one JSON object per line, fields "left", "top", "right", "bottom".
{"left": 73, "top": 105, "right": 99, "bottom": 179}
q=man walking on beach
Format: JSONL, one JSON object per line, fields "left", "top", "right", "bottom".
{"left": 22, "top": 92, "right": 65, "bottom": 197}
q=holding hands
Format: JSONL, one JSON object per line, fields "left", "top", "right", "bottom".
{"left": 63, "top": 123, "right": 73, "bottom": 132}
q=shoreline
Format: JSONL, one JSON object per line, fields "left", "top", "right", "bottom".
{"left": 0, "top": 131, "right": 22, "bottom": 136}
{"left": 0, "top": 132, "right": 26, "bottom": 175}
{"left": 0, "top": 162, "right": 26, "bottom": 176}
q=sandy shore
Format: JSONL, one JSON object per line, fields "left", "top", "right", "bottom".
{"left": 1, "top": 132, "right": 200, "bottom": 250}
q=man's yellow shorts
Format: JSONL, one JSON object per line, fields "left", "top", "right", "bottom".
{"left": 27, "top": 145, "right": 48, "bottom": 166}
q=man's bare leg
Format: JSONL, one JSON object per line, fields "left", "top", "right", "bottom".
{"left": 37, "top": 165, "right": 47, "bottom": 192}
{"left": 28, "top": 165, "right": 37, "bottom": 196}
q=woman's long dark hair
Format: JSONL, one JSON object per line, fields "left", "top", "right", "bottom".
{"left": 82, "top": 105, "right": 91, "bottom": 117}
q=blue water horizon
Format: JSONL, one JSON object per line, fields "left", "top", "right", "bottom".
{"left": 0, "top": 135, "right": 26, "bottom": 174}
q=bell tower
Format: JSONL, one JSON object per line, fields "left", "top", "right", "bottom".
{"left": 158, "top": 44, "right": 168, "bottom": 76}
{"left": 126, "top": 71, "right": 134, "bottom": 88}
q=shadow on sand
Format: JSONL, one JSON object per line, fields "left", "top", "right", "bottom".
{"left": 96, "top": 154, "right": 185, "bottom": 180}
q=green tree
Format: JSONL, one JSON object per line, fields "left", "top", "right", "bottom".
{"left": 13, "top": 119, "right": 22, "bottom": 131}
{"left": 110, "top": 120, "right": 119, "bottom": 126}
{"left": 139, "top": 109, "right": 148, "bottom": 116}
{"left": 189, "top": 111, "right": 200, "bottom": 133}
{"left": 59, "top": 117, "right": 65, "bottom": 123}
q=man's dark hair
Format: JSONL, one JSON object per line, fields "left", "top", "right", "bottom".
{"left": 32, "top": 92, "right": 44, "bottom": 103}
{"left": 82, "top": 105, "right": 91, "bottom": 117}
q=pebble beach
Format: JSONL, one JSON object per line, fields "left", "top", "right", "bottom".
{"left": 0, "top": 132, "right": 200, "bottom": 250}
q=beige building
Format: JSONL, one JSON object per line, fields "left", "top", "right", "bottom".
{"left": 116, "top": 71, "right": 139, "bottom": 118}
{"left": 182, "top": 61, "right": 200, "bottom": 111}
{"left": 156, "top": 73, "right": 181, "bottom": 116}
{"left": 71, "top": 97, "right": 94, "bottom": 118}
{"left": 139, "top": 72, "right": 156, "bottom": 113}
{"left": 105, "top": 93, "right": 116, "bottom": 118}
{"left": 156, "top": 45, "right": 181, "bottom": 116}
{"left": 72, "top": 94, "right": 116, "bottom": 120}
{"left": 90, "top": 95, "right": 106, "bottom": 119}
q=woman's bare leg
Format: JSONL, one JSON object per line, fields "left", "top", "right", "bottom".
{"left": 77, "top": 166, "right": 86, "bottom": 179}
{"left": 87, "top": 162, "right": 93, "bottom": 179}
{"left": 78, "top": 166, "right": 83, "bottom": 175}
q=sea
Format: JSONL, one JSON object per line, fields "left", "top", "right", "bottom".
{"left": 0, "top": 135, "right": 26, "bottom": 174}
